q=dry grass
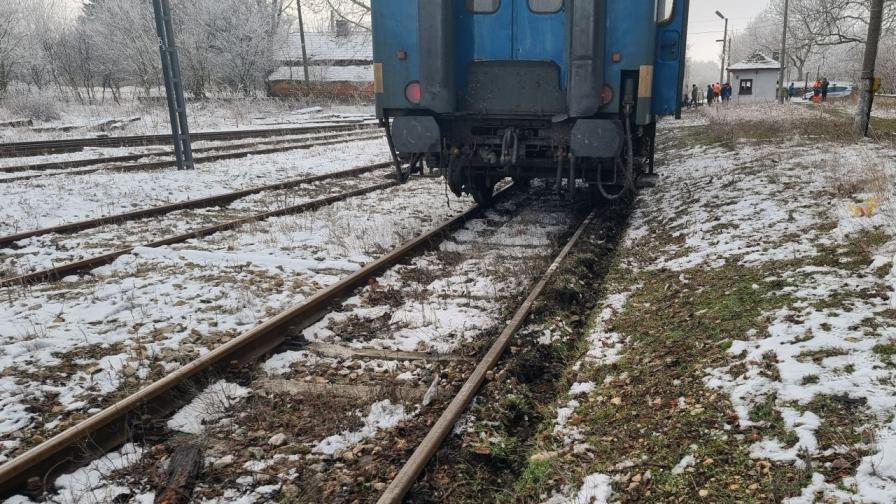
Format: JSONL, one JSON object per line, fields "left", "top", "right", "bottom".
{"left": 702, "top": 102, "right": 854, "bottom": 145}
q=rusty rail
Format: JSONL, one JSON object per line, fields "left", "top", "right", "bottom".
{"left": 0, "top": 180, "right": 397, "bottom": 287}
{"left": 0, "top": 131, "right": 383, "bottom": 184}
{"left": 0, "top": 127, "right": 380, "bottom": 174}
{"left": 0, "top": 162, "right": 391, "bottom": 248}
{"left": 0, "top": 188, "right": 502, "bottom": 496}
{"left": 0, "top": 121, "right": 377, "bottom": 158}
{"left": 377, "top": 209, "right": 597, "bottom": 504}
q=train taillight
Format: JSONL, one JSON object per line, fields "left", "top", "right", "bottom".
{"left": 601, "top": 85, "right": 614, "bottom": 105}
{"left": 405, "top": 82, "right": 422, "bottom": 105}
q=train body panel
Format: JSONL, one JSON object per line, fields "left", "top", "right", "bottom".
{"left": 372, "top": 0, "right": 690, "bottom": 204}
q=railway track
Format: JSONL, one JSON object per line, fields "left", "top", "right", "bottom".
{"left": 0, "top": 121, "right": 377, "bottom": 158}
{"left": 0, "top": 126, "right": 381, "bottom": 175}
{"left": 0, "top": 130, "right": 384, "bottom": 184}
{"left": 0, "top": 184, "right": 503, "bottom": 496}
{"left": 0, "top": 176, "right": 397, "bottom": 287}
{"left": 0, "top": 185, "right": 603, "bottom": 502}
{"left": 0, "top": 162, "right": 392, "bottom": 248}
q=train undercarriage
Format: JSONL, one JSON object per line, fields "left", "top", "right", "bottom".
{"left": 382, "top": 113, "right": 657, "bottom": 206}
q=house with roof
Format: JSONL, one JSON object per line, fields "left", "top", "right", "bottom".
{"left": 268, "top": 21, "right": 374, "bottom": 99}
{"left": 728, "top": 52, "right": 782, "bottom": 103}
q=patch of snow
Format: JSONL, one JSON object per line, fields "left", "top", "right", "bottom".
{"left": 168, "top": 381, "right": 250, "bottom": 434}
{"left": 568, "top": 382, "right": 595, "bottom": 396}
{"left": 543, "top": 473, "right": 614, "bottom": 504}
{"left": 313, "top": 400, "right": 409, "bottom": 455}
{"left": 51, "top": 443, "right": 143, "bottom": 504}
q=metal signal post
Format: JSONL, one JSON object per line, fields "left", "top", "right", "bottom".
{"left": 152, "top": 0, "right": 194, "bottom": 170}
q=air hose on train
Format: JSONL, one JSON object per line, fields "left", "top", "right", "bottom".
{"left": 596, "top": 111, "right": 635, "bottom": 200}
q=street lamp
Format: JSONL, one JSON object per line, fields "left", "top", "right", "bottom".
{"left": 716, "top": 10, "right": 728, "bottom": 84}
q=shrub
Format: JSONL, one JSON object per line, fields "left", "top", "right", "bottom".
{"left": 3, "top": 92, "right": 61, "bottom": 122}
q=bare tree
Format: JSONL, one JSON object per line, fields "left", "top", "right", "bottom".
{"left": 305, "top": 0, "right": 371, "bottom": 31}
{"left": 0, "top": 1, "right": 26, "bottom": 96}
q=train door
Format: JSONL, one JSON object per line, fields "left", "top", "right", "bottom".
{"left": 459, "top": 0, "right": 565, "bottom": 67}
{"left": 513, "top": 0, "right": 566, "bottom": 76}
{"left": 460, "top": 0, "right": 513, "bottom": 61}
{"left": 457, "top": 0, "right": 568, "bottom": 114}
{"left": 653, "top": 0, "right": 690, "bottom": 118}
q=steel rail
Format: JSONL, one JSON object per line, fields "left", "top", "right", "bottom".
{"left": 0, "top": 162, "right": 392, "bottom": 248}
{"left": 0, "top": 188, "right": 505, "bottom": 496}
{"left": 0, "top": 180, "right": 398, "bottom": 287}
{"left": 0, "top": 127, "right": 380, "bottom": 174}
{"left": 377, "top": 209, "right": 598, "bottom": 504}
{"left": 0, "top": 121, "right": 377, "bottom": 158}
{"left": 0, "top": 132, "right": 384, "bottom": 184}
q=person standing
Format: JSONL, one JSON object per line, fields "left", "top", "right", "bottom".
{"left": 788, "top": 82, "right": 795, "bottom": 101}
{"left": 821, "top": 77, "right": 830, "bottom": 102}
{"left": 691, "top": 84, "right": 699, "bottom": 107}
{"left": 813, "top": 79, "right": 822, "bottom": 103}
{"left": 706, "top": 84, "right": 715, "bottom": 105}
{"left": 722, "top": 82, "right": 732, "bottom": 102}
{"left": 713, "top": 82, "right": 722, "bottom": 101}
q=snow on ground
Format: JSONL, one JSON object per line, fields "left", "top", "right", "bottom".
{"left": 540, "top": 104, "right": 896, "bottom": 501}
{"left": 0, "top": 136, "right": 389, "bottom": 235}
{"left": 312, "top": 400, "right": 409, "bottom": 455}
{"left": 0, "top": 169, "right": 392, "bottom": 276}
{"left": 298, "top": 195, "right": 575, "bottom": 355}
{"left": 0, "top": 101, "right": 374, "bottom": 143}
{"left": 0, "top": 128, "right": 379, "bottom": 180}
{"left": 0, "top": 177, "right": 471, "bottom": 463}
{"left": 168, "top": 380, "right": 250, "bottom": 435}
{"left": 543, "top": 473, "right": 614, "bottom": 504}
{"left": 160, "top": 188, "right": 581, "bottom": 503}
{"left": 4, "top": 444, "right": 146, "bottom": 504}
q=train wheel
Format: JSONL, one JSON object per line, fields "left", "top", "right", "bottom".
{"left": 470, "top": 176, "right": 495, "bottom": 207}
{"left": 512, "top": 176, "right": 531, "bottom": 189}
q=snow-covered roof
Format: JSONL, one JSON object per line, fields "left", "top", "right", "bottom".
{"left": 729, "top": 52, "right": 781, "bottom": 71}
{"left": 268, "top": 65, "right": 373, "bottom": 83}
{"left": 277, "top": 31, "right": 372, "bottom": 63}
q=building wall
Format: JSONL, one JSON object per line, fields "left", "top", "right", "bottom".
{"left": 731, "top": 69, "right": 780, "bottom": 103}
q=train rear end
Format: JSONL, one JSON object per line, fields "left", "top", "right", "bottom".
{"left": 372, "top": 0, "right": 689, "bottom": 205}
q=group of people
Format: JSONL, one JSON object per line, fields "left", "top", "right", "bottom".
{"left": 812, "top": 77, "right": 831, "bottom": 102}
{"left": 683, "top": 82, "right": 731, "bottom": 108}
{"left": 706, "top": 82, "right": 732, "bottom": 104}
{"left": 781, "top": 78, "right": 831, "bottom": 102}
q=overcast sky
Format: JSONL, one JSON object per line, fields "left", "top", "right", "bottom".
{"left": 687, "top": 0, "right": 771, "bottom": 62}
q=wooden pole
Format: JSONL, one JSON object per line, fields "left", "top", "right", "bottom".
{"left": 855, "top": 0, "right": 885, "bottom": 137}
{"left": 296, "top": 0, "right": 310, "bottom": 83}
{"left": 778, "top": 0, "right": 790, "bottom": 104}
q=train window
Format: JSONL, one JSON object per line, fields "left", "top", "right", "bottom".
{"left": 656, "top": 0, "right": 675, "bottom": 24}
{"left": 529, "top": 0, "right": 563, "bottom": 13}
{"left": 467, "top": 0, "right": 500, "bottom": 13}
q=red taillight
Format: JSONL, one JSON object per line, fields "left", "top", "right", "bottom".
{"left": 405, "top": 81, "right": 422, "bottom": 104}
{"left": 601, "top": 84, "right": 614, "bottom": 105}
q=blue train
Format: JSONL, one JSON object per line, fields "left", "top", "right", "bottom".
{"left": 372, "top": 0, "right": 690, "bottom": 205}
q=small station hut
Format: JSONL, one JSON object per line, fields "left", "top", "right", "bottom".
{"left": 728, "top": 52, "right": 782, "bottom": 103}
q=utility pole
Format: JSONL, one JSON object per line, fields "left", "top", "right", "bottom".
{"left": 856, "top": 0, "right": 885, "bottom": 137}
{"left": 778, "top": 0, "right": 790, "bottom": 104}
{"left": 716, "top": 11, "right": 728, "bottom": 84}
{"left": 296, "top": 0, "right": 310, "bottom": 83}
{"left": 152, "top": 0, "right": 193, "bottom": 170}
